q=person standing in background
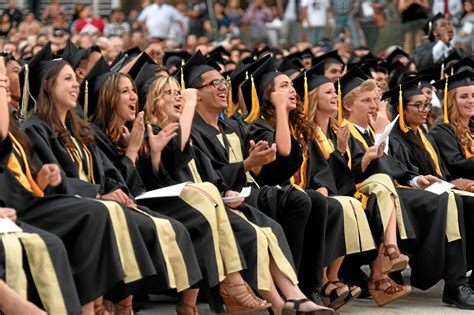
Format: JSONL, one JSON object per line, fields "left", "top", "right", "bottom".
{"left": 358, "top": 0, "right": 386, "bottom": 50}
{"left": 398, "top": 0, "right": 429, "bottom": 54}
{"left": 301, "top": 0, "right": 330, "bottom": 45}
{"left": 330, "top": 0, "right": 361, "bottom": 49}
{"left": 278, "top": 0, "right": 302, "bottom": 47}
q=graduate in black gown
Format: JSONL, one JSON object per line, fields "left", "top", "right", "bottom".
{"left": 296, "top": 66, "right": 413, "bottom": 307}
{"left": 22, "top": 60, "right": 203, "bottom": 313}
{"left": 244, "top": 58, "right": 372, "bottom": 310}
{"left": 138, "top": 73, "right": 334, "bottom": 314}
{"left": 90, "top": 71, "right": 273, "bottom": 314}
{"left": 341, "top": 66, "right": 474, "bottom": 309}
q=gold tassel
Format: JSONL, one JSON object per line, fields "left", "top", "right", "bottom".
{"left": 399, "top": 84, "right": 409, "bottom": 133}
{"left": 443, "top": 76, "right": 449, "bottom": 124}
{"left": 180, "top": 59, "right": 185, "bottom": 92}
{"left": 303, "top": 72, "right": 309, "bottom": 116}
{"left": 20, "top": 64, "right": 30, "bottom": 119}
{"left": 227, "top": 75, "right": 233, "bottom": 117}
{"left": 440, "top": 63, "right": 445, "bottom": 80}
{"left": 337, "top": 79, "right": 342, "bottom": 126}
{"left": 83, "top": 80, "right": 89, "bottom": 122}
{"left": 244, "top": 75, "right": 260, "bottom": 123}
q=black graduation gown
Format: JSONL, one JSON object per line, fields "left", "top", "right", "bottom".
{"left": 93, "top": 125, "right": 230, "bottom": 289}
{"left": 413, "top": 41, "right": 465, "bottom": 72}
{"left": 0, "top": 134, "right": 129, "bottom": 305}
{"left": 430, "top": 122, "right": 474, "bottom": 180}
{"left": 192, "top": 114, "right": 324, "bottom": 288}
{"left": 138, "top": 124, "right": 298, "bottom": 291}
{"left": 390, "top": 123, "right": 474, "bottom": 271}
{"left": 23, "top": 114, "right": 202, "bottom": 296}
{"left": 0, "top": 219, "right": 82, "bottom": 314}
{"left": 247, "top": 119, "right": 347, "bottom": 291}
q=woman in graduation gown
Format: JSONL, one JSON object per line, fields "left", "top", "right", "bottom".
{"left": 0, "top": 57, "right": 143, "bottom": 314}
{"left": 140, "top": 74, "right": 334, "bottom": 315}
{"left": 245, "top": 60, "right": 379, "bottom": 309}
{"left": 91, "top": 71, "right": 272, "bottom": 314}
{"left": 341, "top": 67, "right": 474, "bottom": 309}
{"left": 301, "top": 69, "right": 412, "bottom": 306}
{"left": 22, "top": 60, "right": 203, "bottom": 313}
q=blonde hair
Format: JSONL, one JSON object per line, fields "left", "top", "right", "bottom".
{"left": 307, "top": 87, "right": 338, "bottom": 140}
{"left": 342, "top": 79, "right": 377, "bottom": 118}
{"left": 447, "top": 89, "right": 473, "bottom": 155}
{"left": 144, "top": 76, "right": 180, "bottom": 126}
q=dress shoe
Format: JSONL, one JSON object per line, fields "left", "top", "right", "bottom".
{"left": 442, "top": 284, "right": 474, "bottom": 310}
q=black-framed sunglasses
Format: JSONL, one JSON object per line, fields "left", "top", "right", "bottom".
{"left": 198, "top": 79, "right": 230, "bottom": 89}
{"left": 406, "top": 102, "right": 433, "bottom": 112}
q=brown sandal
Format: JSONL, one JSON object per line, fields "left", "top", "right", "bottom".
{"left": 331, "top": 281, "right": 361, "bottom": 306}
{"left": 381, "top": 244, "right": 409, "bottom": 274}
{"left": 114, "top": 295, "right": 134, "bottom": 315}
{"left": 220, "top": 281, "right": 271, "bottom": 313}
{"left": 176, "top": 301, "right": 199, "bottom": 315}
{"left": 368, "top": 277, "right": 411, "bottom": 307}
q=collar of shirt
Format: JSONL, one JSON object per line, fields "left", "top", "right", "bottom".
{"left": 353, "top": 123, "right": 370, "bottom": 135}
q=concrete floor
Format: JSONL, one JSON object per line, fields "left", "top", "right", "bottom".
{"left": 135, "top": 280, "right": 473, "bottom": 315}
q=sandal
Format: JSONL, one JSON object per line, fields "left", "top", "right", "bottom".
{"left": 220, "top": 281, "right": 271, "bottom": 313}
{"left": 176, "top": 301, "right": 199, "bottom": 315}
{"left": 368, "top": 277, "right": 411, "bottom": 307}
{"left": 319, "top": 281, "right": 349, "bottom": 310}
{"left": 283, "top": 298, "right": 335, "bottom": 315}
{"left": 331, "top": 281, "right": 361, "bottom": 306}
{"left": 114, "top": 295, "right": 134, "bottom": 315}
{"left": 381, "top": 244, "right": 409, "bottom": 274}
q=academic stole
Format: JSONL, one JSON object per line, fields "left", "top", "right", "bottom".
{"left": 290, "top": 125, "right": 309, "bottom": 189}
{"left": 315, "top": 126, "right": 352, "bottom": 168}
{"left": 7, "top": 133, "right": 44, "bottom": 197}
{"left": 66, "top": 136, "right": 96, "bottom": 183}
{"left": 416, "top": 128, "right": 443, "bottom": 177}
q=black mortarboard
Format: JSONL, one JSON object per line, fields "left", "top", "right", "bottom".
{"left": 134, "top": 62, "right": 160, "bottom": 111}
{"left": 174, "top": 51, "right": 220, "bottom": 89}
{"left": 124, "top": 47, "right": 142, "bottom": 58}
{"left": 423, "top": 13, "right": 444, "bottom": 42}
{"left": 163, "top": 51, "right": 191, "bottom": 68}
{"left": 388, "top": 61, "right": 409, "bottom": 90}
{"left": 347, "top": 58, "right": 378, "bottom": 77}
{"left": 293, "top": 66, "right": 332, "bottom": 99}
{"left": 311, "top": 50, "right": 344, "bottom": 74}
{"left": 276, "top": 58, "right": 302, "bottom": 77}
{"left": 432, "top": 69, "right": 474, "bottom": 91}
{"left": 26, "top": 42, "right": 53, "bottom": 103}
{"left": 241, "top": 55, "right": 257, "bottom": 64}
{"left": 78, "top": 57, "right": 111, "bottom": 119}
{"left": 209, "top": 46, "right": 231, "bottom": 58}
{"left": 111, "top": 51, "right": 128, "bottom": 70}
{"left": 300, "top": 48, "right": 314, "bottom": 59}
{"left": 127, "top": 52, "right": 156, "bottom": 80}
{"left": 0, "top": 52, "right": 15, "bottom": 62}
{"left": 339, "top": 65, "right": 370, "bottom": 99}
{"left": 61, "top": 39, "right": 79, "bottom": 64}
{"left": 385, "top": 47, "right": 410, "bottom": 67}
{"left": 254, "top": 45, "right": 273, "bottom": 59}
{"left": 444, "top": 56, "right": 473, "bottom": 76}
{"left": 240, "top": 57, "right": 281, "bottom": 122}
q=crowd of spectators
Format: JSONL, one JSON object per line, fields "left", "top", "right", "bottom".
{"left": 2, "top": 0, "right": 474, "bottom": 59}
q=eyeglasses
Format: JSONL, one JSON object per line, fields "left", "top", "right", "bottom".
{"left": 198, "top": 79, "right": 230, "bottom": 89}
{"left": 164, "top": 89, "right": 181, "bottom": 97}
{"left": 406, "top": 102, "right": 433, "bottom": 112}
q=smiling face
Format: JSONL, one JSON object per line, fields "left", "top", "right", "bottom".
{"left": 404, "top": 94, "right": 429, "bottom": 128}
{"left": 454, "top": 85, "right": 474, "bottom": 121}
{"left": 344, "top": 88, "right": 379, "bottom": 127}
{"left": 115, "top": 76, "right": 138, "bottom": 124}
{"left": 161, "top": 81, "right": 183, "bottom": 123}
{"left": 51, "top": 64, "right": 79, "bottom": 112}
{"left": 315, "top": 82, "right": 338, "bottom": 114}
{"left": 198, "top": 70, "right": 229, "bottom": 112}
{"left": 273, "top": 74, "right": 297, "bottom": 110}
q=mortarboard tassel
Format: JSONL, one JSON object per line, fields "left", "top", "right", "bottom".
{"left": 337, "top": 79, "right": 342, "bottom": 126}
{"left": 226, "top": 76, "right": 233, "bottom": 117}
{"left": 443, "top": 76, "right": 449, "bottom": 124}
{"left": 399, "top": 84, "right": 409, "bottom": 133}
{"left": 440, "top": 63, "right": 445, "bottom": 80}
{"left": 244, "top": 75, "right": 260, "bottom": 123}
{"left": 180, "top": 59, "right": 185, "bottom": 92}
{"left": 20, "top": 64, "right": 30, "bottom": 119}
{"left": 83, "top": 80, "right": 89, "bottom": 122}
{"left": 303, "top": 72, "right": 309, "bottom": 116}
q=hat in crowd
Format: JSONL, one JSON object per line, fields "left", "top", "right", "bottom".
{"left": 423, "top": 13, "right": 444, "bottom": 42}
{"left": 444, "top": 57, "right": 474, "bottom": 76}
{"left": 276, "top": 58, "right": 303, "bottom": 77}
{"left": 311, "top": 50, "right": 345, "bottom": 75}
{"left": 78, "top": 57, "right": 111, "bottom": 119}
{"left": 163, "top": 51, "right": 191, "bottom": 69}
{"left": 293, "top": 65, "right": 332, "bottom": 115}
{"left": 174, "top": 50, "right": 220, "bottom": 89}
{"left": 134, "top": 62, "right": 161, "bottom": 111}
{"left": 338, "top": 65, "right": 370, "bottom": 99}
{"left": 385, "top": 47, "right": 410, "bottom": 68}
{"left": 127, "top": 52, "right": 156, "bottom": 80}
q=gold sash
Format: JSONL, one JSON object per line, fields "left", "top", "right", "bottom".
{"left": 314, "top": 126, "right": 352, "bottom": 168}
{"left": 417, "top": 128, "right": 443, "bottom": 177}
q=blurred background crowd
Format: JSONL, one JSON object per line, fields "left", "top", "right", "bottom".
{"left": 1, "top": 0, "right": 474, "bottom": 61}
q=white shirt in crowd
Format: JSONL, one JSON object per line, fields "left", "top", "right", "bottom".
{"left": 137, "top": 3, "right": 182, "bottom": 39}
{"left": 300, "top": 0, "right": 329, "bottom": 27}
{"left": 284, "top": 0, "right": 298, "bottom": 21}
{"left": 432, "top": 0, "right": 463, "bottom": 18}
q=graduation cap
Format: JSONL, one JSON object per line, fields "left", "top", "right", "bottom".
{"left": 300, "top": 48, "right": 314, "bottom": 60}
{"left": 385, "top": 47, "right": 410, "bottom": 68}
{"left": 21, "top": 42, "right": 53, "bottom": 118}
{"left": 293, "top": 66, "right": 332, "bottom": 115}
{"left": 347, "top": 58, "right": 378, "bottom": 77}
{"left": 311, "top": 50, "right": 345, "bottom": 76}
{"left": 0, "top": 52, "right": 15, "bottom": 62}
{"left": 78, "top": 57, "right": 111, "bottom": 120}
{"left": 126, "top": 52, "right": 156, "bottom": 81}
{"left": 423, "top": 13, "right": 444, "bottom": 42}
{"left": 444, "top": 56, "right": 474, "bottom": 76}
{"left": 240, "top": 57, "right": 281, "bottom": 123}
{"left": 163, "top": 51, "right": 191, "bottom": 69}
{"left": 432, "top": 69, "right": 474, "bottom": 123}
{"left": 276, "top": 58, "right": 302, "bottom": 77}
{"left": 61, "top": 39, "right": 79, "bottom": 64}
{"left": 253, "top": 45, "right": 273, "bottom": 60}
{"left": 174, "top": 50, "right": 220, "bottom": 89}
{"left": 382, "top": 78, "right": 424, "bottom": 133}
{"left": 134, "top": 62, "right": 160, "bottom": 111}
{"left": 124, "top": 47, "right": 142, "bottom": 58}
{"left": 241, "top": 55, "right": 257, "bottom": 65}
{"left": 388, "top": 61, "right": 409, "bottom": 90}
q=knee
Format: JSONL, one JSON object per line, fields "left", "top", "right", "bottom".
{"left": 286, "top": 190, "right": 312, "bottom": 219}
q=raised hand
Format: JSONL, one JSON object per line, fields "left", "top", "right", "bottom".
{"left": 147, "top": 123, "right": 179, "bottom": 155}
{"left": 335, "top": 125, "right": 350, "bottom": 154}
{"left": 125, "top": 112, "right": 145, "bottom": 163}
{"left": 244, "top": 140, "right": 277, "bottom": 172}
{"left": 270, "top": 90, "right": 292, "bottom": 112}
{"left": 182, "top": 88, "right": 197, "bottom": 107}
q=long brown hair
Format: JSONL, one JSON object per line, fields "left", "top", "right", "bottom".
{"left": 93, "top": 72, "right": 138, "bottom": 155}
{"left": 260, "top": 77, "right": 314, "bottom": 143}
{"left": 35, "top": 60, "right": 94, "bottom": 148}
{"left": 447, "top": 89, "right": 474, "bottom": 155}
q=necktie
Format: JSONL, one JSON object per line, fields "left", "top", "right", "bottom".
{"left": 363, "top": 130, "right": 374, "bottom": 146}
